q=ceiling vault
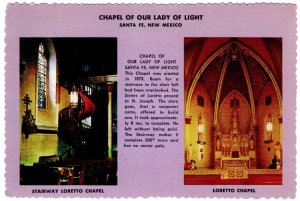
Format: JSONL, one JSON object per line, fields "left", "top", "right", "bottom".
{"left": 185, "top": 40, "right": 282, "bottom": 122}
{"left": 185, "top": 42, "right": 232, "bottom": 117}
{"left": 213, "top": 53, "right": 229, "bottom": 126}
{"left": 238, "top": 42, "right": 282, "bottom": 116}
{"left": 239, "top": 53, "right": 256, "bottom": 126}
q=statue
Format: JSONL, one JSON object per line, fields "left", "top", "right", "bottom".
{"left": 187, "top": 144, "right": 194, "bottom": 163}
{"left": 221, "top": 142, "right": 226, "bottom": 155}
{"left": 268, "top": 155, "right": 278, "bottom": 169}
{"left": 274, "top": 141, "right": 282, "bottom": 161}
{"left": 240, "top": 141, "right": 244, "bottom": 156}
{"left": 190, "top": 160, "right": 196, "bottom": 170}
{"left": 244, "top": 142, "right": 249, "bottom": 155}
{"left": 216, "top": 137, "right": 221, "bottom": 151}
{"left": 249, "top": 136, "right": 255, "bottom": 150}
{"left": 232, "top": 134, "right": 239, "bottom": 151}
{"left": 226, "top": 142, "right": 231, "bottom": 156}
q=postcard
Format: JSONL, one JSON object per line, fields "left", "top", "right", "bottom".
{"left": 5, "top": 3, "right": 296, "bottom": 198}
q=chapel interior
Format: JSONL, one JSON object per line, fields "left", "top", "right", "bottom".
{"left": 184, "top": 38, "right": 282, "bottom": 185}
{"left": 19, "top": 38, "right": 118, "bottom": 185}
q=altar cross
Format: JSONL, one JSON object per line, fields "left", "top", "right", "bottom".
{"left": 22, "top": 94, "right": 32, "bottom": 111}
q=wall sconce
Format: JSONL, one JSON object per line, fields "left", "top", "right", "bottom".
{"left": 70, "top": 85, "right": 79, "bottom": 109}
{"left": 265, "top": 113, "right": 273, "bottom": 144}
{"left": 197, "top": 114, "right": 206, "bottom": 145}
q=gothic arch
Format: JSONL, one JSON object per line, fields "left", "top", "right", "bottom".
{"left": 218, "top": 90, "right": 252, "bottom": 135}
{"left": 185, "top": 41, "right": 282, "bottom": 127}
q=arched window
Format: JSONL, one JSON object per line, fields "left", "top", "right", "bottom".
{"left": 37, "top": 42, "right": 48, "bottom": 109}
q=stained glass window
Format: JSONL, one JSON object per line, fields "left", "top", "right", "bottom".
{"left": 37, "top": 43, "right": 47, "bottom": 109}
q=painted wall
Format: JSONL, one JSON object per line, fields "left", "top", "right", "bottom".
{"left": 185, "top": 82, "right": 213, "bottom": 168}
{"left": 20, "top": 40, "right": 60, "bottom": 166}
{"left": 256, "top": 81, "right": 281, "bottom": 168}
{"left": 20, "top": 60, "right": 59, "bottom": 165}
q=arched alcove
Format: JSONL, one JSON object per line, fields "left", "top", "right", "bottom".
{"left": 218, "top": 90, "right": 252, "bottom": 136}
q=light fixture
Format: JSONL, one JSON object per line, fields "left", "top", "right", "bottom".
{"left": 197, "top": 114, "right": 206, "bottom": 145}
{"left": 70, "top": 85, "right": 79, "bottom": 108}
{"left": 230, "top": 43, "right": 239, "bottom": 61}
{"left": 265, "top": 113, "right": 273, "bottom": 143}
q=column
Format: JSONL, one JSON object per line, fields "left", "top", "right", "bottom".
{"left": 184, "top": 116, "right": 192, "bottom": 163}
{"left": 278, "top": 115, "right": 282, "bottom": 144}
{"left": 278, "top": 115, "right": 283, "bottom": 166}
{"left": 107, "top": 82, "right": 113, "bottom": 158}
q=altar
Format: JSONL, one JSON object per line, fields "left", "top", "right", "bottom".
{"left": 221, "top": 157, "right": 249, "bottom": 169}
{"left": 184, "top": 169, "right": 282, "bottom": 184}
{"left": 183, "top": 38, "right": 284, "bottom": 185}
{"left": 213, "top": 96, "right": 257, "bottom": 170}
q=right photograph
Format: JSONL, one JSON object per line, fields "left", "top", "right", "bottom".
{"left": 184, "top": 38, "right": 282, "bottom": 185}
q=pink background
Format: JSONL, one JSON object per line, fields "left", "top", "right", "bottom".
{"left": 5, "top": 4, "right": 296, "bottom": 198}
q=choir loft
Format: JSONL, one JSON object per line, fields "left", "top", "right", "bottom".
{"left": 20, "top": 38, "right": 117, "bottom": 185}
{"left": 184, "top": 38, "right": 282, "bottom": 185}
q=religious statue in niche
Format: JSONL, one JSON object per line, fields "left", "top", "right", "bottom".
{"left": 232, "top": 134, "right": 239, "bottom": 151}
{"left": 221, "top": 142, "right": 226, "bottom": 155}
{"left": 240, "top": 141, "right": 244, "bottom": 156}
{"left": 244, "top": 141, "right": 249, "bottom": 155}
{"left": 239, "top": 136, "right": 249, "bottom": 156}
{"left": 221, "top": 139, "right": 231, "bottom": 157}
{"left": 21, "top": 94, "right": 37, "bottom": 139}
{"left": 216, "top": 136, "right": 221, "bottom": 151}
{"left": 249, "top": 136, "right": 255, "bottom": 151}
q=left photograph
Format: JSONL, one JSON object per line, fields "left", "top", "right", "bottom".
{"left": 19, "top": 38, "right": 118, "bottom": 185}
